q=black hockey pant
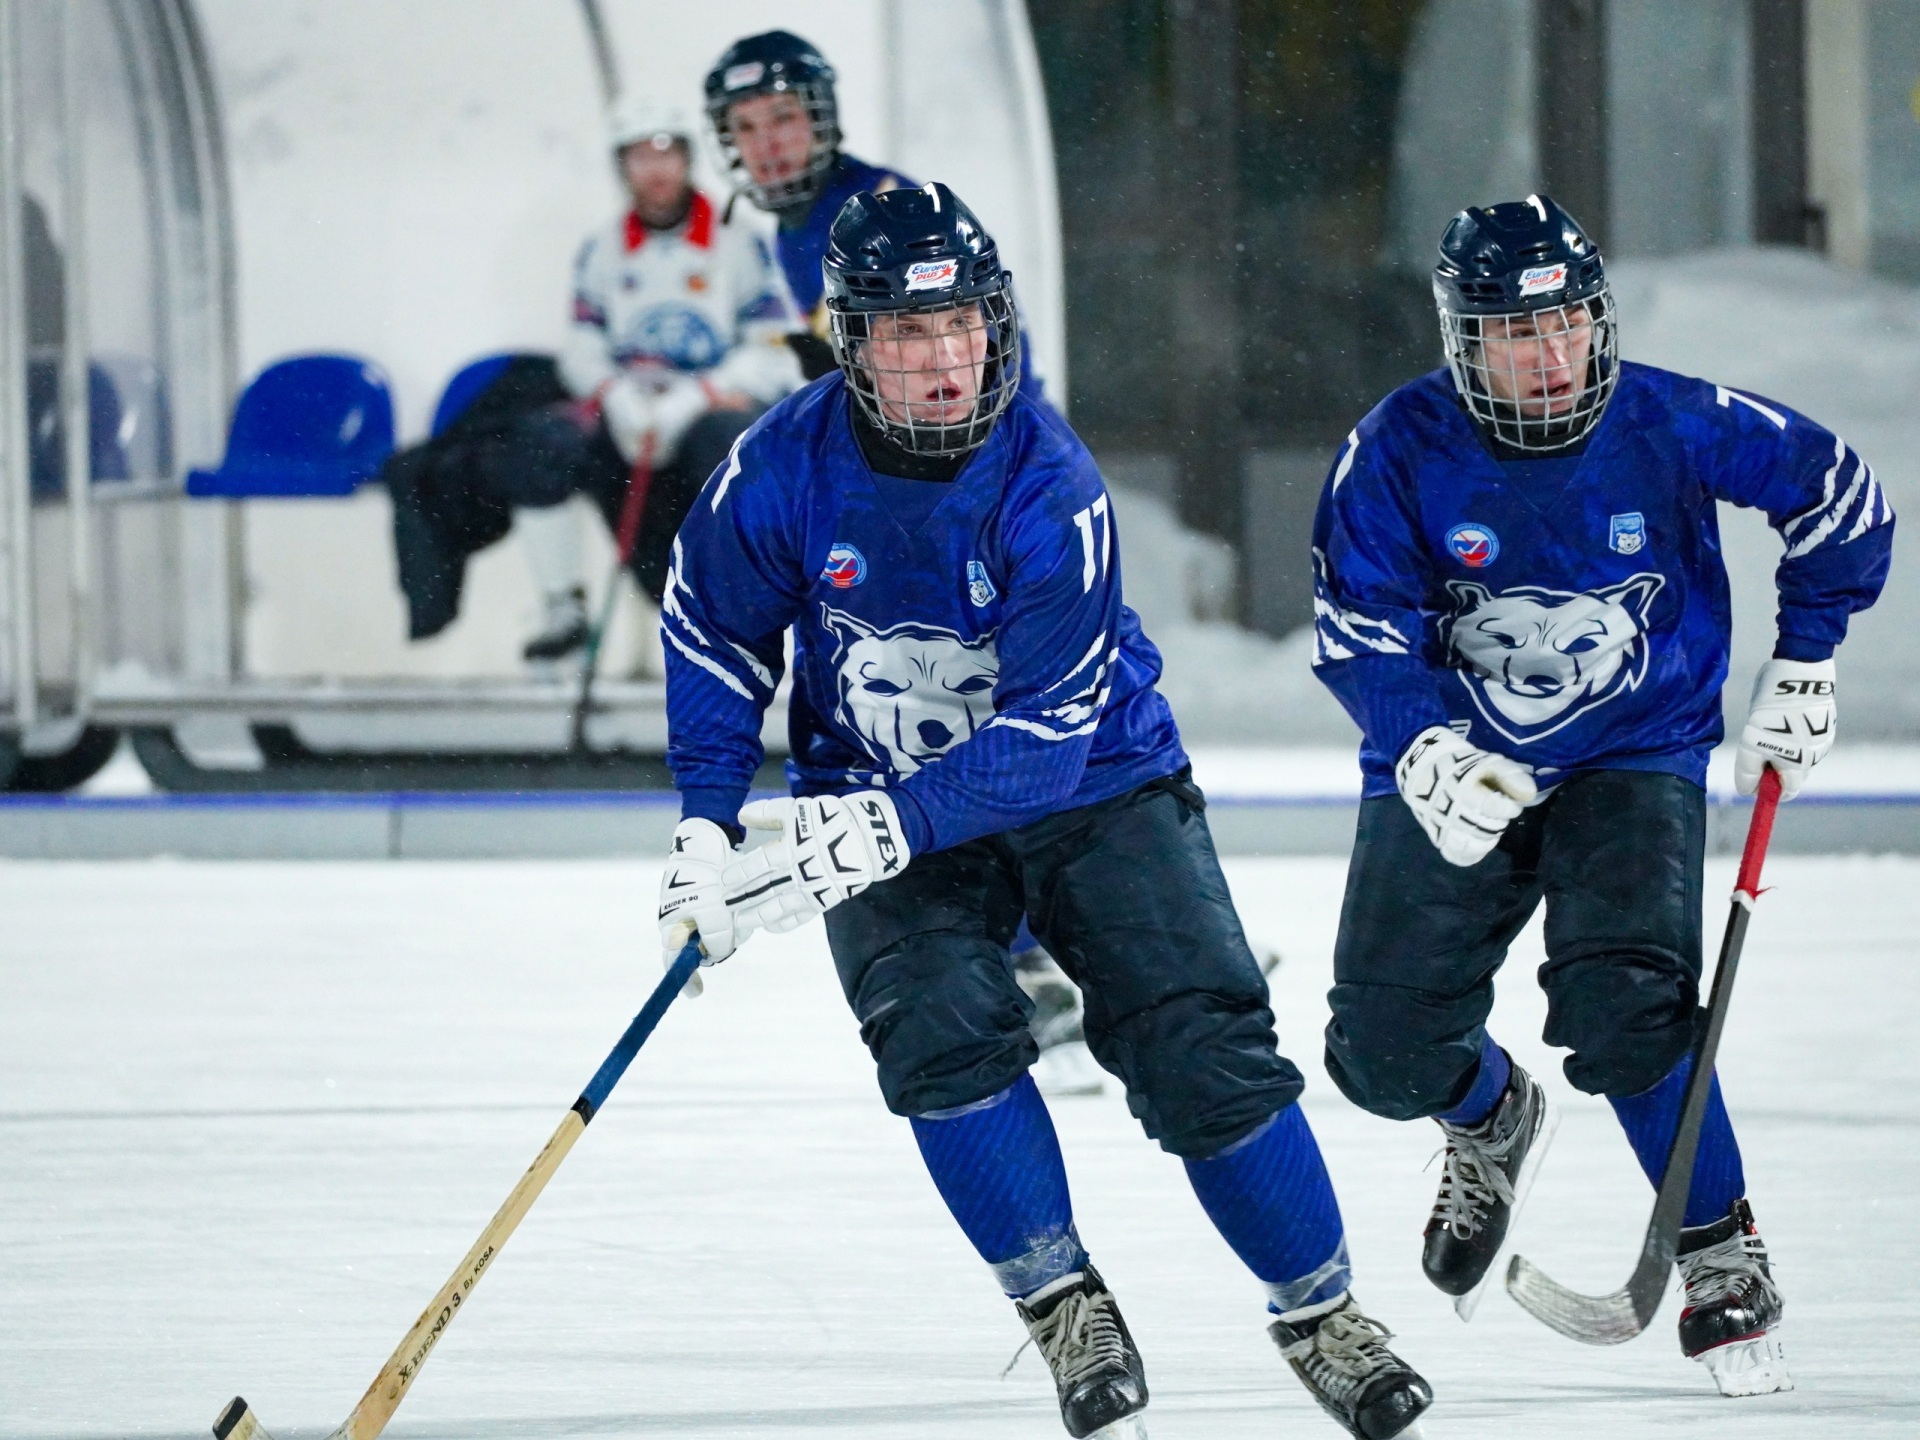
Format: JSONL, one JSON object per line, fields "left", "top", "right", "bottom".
{"left": 1326, "top": 769, "right": 1706, "bottom": 1120}
{"left": 487, "top": 406, "right": 754, "bottom": 603}
{"left": 824, "top": 771, "right": 1305, "bottom": 1159}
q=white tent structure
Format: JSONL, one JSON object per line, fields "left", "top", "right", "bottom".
{"left": 0, "top": 0, "right": 1064, "bottom": 785}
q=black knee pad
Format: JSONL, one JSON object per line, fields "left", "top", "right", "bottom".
{"left": 1096, "top": 990, "right": 1303, "bottom": 1159}
{"left": 841, "top": 934, "right": 1036, "bottom": 1118}
{"left": 1323, "top": 982, "right": 1493, "bottom": 1122}
{"left": 1541, "top": 952, "right": 1698, "bottom": 1097}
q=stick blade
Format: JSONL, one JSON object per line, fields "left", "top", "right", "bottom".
{"left": 1504, "top": 1253, "right": 1663, "bottom": 1345}
{"left": 213, "top": 1397, "right": 277, "bottom": 1440}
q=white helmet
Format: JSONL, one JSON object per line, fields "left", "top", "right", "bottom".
{"left": 608, "top": 94, "right": 693, "bottom": 155}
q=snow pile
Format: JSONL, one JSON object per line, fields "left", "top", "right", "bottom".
{"left": 1611, "top": 248, "right": 1920, "bottom": 739}
{"left": 1106, "top": 487, "right": 1360, "bottom": 745}
{"left": 1113, "top": 247, "right": 1920, "bottom": 746}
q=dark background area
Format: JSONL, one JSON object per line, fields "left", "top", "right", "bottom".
{"left": 1027, "top": 0, "right": 1434, "bottom": 546}
{"left": 1026, "top": 0, "right": 1818, "bottom": 638}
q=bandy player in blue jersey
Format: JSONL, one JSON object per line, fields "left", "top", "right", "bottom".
{"left": 703, "top": 31, "right": 912, "bottom": 346}
{"left": 1312, "top": 196, "right": 1893, "bottom": 1396}
{"left": 655, "top": 183, "right": 1433, "bottom": 1440}
{"left": 705, "top": 28, "right": 1101, "bottom": 1096}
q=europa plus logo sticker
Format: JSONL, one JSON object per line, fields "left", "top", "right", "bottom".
{"left": 822, "top": 542, "right": 867, "bottom": 589}
{"left": 1445, "top": 522, "right": 1500, "bottom": 569}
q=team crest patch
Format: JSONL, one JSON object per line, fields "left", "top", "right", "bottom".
{"left": 905, "top": 258, "right": 959, "bottom": 292}
{"left": 966, "top": 560, "right": 996, "bottom": 608}
{"left": 821, "top": 605, "right": 999, "bottom": 775}
{"left": 1444, "top": 573, "right": 1666, "bottom": 743}
{"left": 1609, "top": 512, "right": 1646, "bottom": 555}
{"left": 1445, "top": 522, "right": 1500, "bottom": 569}
{"left": 822, "top": 543, "right": 867, "bottom": 589}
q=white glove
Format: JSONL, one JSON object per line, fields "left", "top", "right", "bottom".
{"left": 723, "top": 791, "right": 912, "bottom": 933}
{"left": 1396, "top": 725, "right": 1538, "bottom": 868}
{"left": 658, "top": 818, "right": 746, "bottom": 997}
{"left": 1736, "top": 657, "right": 1835, "bottom": 800}
{"left": 601, "top": 370, "right": 708, "bottom": 466}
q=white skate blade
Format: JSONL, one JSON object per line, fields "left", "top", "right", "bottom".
{"left": 1087, "top": 1412, "right": 1148, "bottom": 1439}
{"left": 1454, "top": 1095, "right": 1560, "bottom": 1322}
{"left": 1032, "top": 1040, "right": 1105, "bottom": 1097}
{"left": 1697, "top": 1331, "right": 1793, "bottom": 1397}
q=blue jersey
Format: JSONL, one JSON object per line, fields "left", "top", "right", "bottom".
{"left": 777, "top": 155, "right": 914, "bottom": 322}
{"left": 663, "top": 376, "right": 1187, "bottom": 855}
{"left": 1313, "top": 362, "right": 1894, "bottom": 797}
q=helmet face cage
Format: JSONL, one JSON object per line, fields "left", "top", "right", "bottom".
{"left": 709, "top": 79, "right": 840, "bottom": 212}
{"left": 829, "top": 284, "right": 1022, "bottom": 457}
{"left": 1439, "top": 285, "right": 1619, "bottom": 452}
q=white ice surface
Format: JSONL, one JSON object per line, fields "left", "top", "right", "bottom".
{"left": 1181, "top": 744, "right": 1920, "bottom": 799}
{"left": 3, "top": 857, "right": 1918, "bottom": 1438}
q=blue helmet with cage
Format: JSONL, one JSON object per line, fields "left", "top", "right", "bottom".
{"left": 703, "top": 31, "right": 840, "bottom": 212}
{"left": 822, "top": 182, "right": 1022, "bottom": 457}
{"left": 1433, "top": 194, "right": 1618, "bottom": 452}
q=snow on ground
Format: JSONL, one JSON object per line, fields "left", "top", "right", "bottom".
{"left": 1118, "top": 247, "right": 1920, "bottom": 746}
{"left": 4, "top": 856, "right": 1917, "bottom": 1438}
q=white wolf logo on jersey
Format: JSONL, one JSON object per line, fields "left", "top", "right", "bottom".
{"left": 820, "top": 606, "right": 999, "bottom": 775}
{"left": 1444, "top": 574, "right": 1665, "bottom": 742}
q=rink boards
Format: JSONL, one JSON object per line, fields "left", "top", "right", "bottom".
{"left": 1, "top": 789, "right": 1914, "bottom": 860}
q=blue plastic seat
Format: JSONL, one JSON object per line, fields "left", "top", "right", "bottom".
{"left": 187, "top": 354, "right": 395, "bottom": 498}
{"left": 429, "top": 351, "right": 531, "bottom": 437}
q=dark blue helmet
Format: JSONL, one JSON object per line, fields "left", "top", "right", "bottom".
{"left": 823, "top": 183, "right": 1021, "bottom": 457}
{"left": 1433, "top": 194, "right": 1618, "bottom": 452}
{"left": 703, "top": 31, "right": 840, "bottom": 212}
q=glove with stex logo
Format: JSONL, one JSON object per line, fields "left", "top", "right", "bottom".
{"left": 657, "top": 817, "right": 747, "bottom": 997}
{"left": 1396, "top": 725, "right": 1538, "bottom": 868}
{"left": 1737, "top": 658, "right": 1835, "bottom": 800}
{"left": 724, "top": 792, "right": 912, "bottom": 932}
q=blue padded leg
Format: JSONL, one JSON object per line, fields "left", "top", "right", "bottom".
{"left": 1184, "top": 1102, "right": 1350, "bottom": 1312}
{"left": 910, "top": 1073, "right": 1085, "bottom": 1297}
{"left": 1608, "top": 1054, "right": 1747, "bottom": 1228}
{"left": 1435, "top": 1032, "right": 1512, "bottom": 1127}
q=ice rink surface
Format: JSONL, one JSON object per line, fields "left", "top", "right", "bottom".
{"left": 4, "top": 854, "right": 1917, "bottom": 1439}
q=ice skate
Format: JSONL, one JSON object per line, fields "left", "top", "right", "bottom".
{"left": 1676, "top": 1198, "right": 1791, "bottom": 1397}
{"left": 1013, "top": 1266, "right": 1148, "bottom": 1438}
{"left": 1017, "top": 946, "right": 1104, "bottom": 1096}
{"left": 1269, "top": 1294, "right": 1431, "bottom": 1440}
{"left": 522, "top": 586, "right": 588, "bottom": 662}
{"left": 1423, "top": 1059, "right": 1557, "bottom": 1319}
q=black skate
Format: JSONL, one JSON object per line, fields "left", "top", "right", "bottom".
{"left": 1269, "top": 1295, "right": 1432, "bottom": 1440}
{"left": 1013, "top": 1267, "right": 1148, "bottom": 1438}
{"left": 1676, "top": 1198, "right": 1791, "bottom": 1397}
{"left": 1015, "top": 946, "right": 1104, "bottom": 1096}
{"left": 523, "top": 586, "right": 588, "bottom": 662}
{"left": 1422, "top": 1058, "right": 1557, "bottom": 1319}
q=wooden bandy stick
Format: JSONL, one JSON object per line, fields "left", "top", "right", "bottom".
{"left": 214, "top": 934, "right": 704, "bottom": 1440}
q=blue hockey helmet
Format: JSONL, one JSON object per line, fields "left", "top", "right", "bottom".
{"left": 1433, "top": 194, "right": 1619, "bottom": 452}
{"left": 703, "top": 30, "right": 840, "bottom": 212}
{"left": 822, "top": 182, "right": 1022, "bottom": 457}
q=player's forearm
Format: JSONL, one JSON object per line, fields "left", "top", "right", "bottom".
{"left": 1773, "top": 521, "right": 1895, "bottom": 660}
{"left": 706, "top": 333, "right": 804, "bottom": 403}
{"left": 558, "top": 325, "right": 617, "bottom": 400}
{"left": 1313, "top": 653, "right": 1452, "bottom": 768}
{"left": 662, "top": 628, "right": 778, "bottom": 829}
